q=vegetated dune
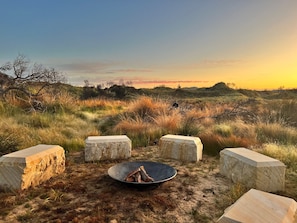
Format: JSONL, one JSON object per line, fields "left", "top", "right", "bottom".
{"left": 1, "top": 83, "right": 297, "bottom": 222}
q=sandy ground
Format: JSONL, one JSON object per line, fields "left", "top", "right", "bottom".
{"left": 0, "top": 146, "right": 234, "bottom": 223}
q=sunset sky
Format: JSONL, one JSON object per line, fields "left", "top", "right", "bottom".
{"left": 1, "top": 1, "right": 297, "bottom": 89}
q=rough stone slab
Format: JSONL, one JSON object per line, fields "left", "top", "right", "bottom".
{"left": 217, "top": 188, "right": 297, "bottom": 223}
{"left": 0, "top": 144, "right": 65, "bottom": 190}
{"left": 220, "top": 147, "right": 286, "bottom": 192}
{"left": 85, "top": 135, "right": 131, "bottom": 162}
{"left": 159, "top": 134, "right": 203, "bottom": 162}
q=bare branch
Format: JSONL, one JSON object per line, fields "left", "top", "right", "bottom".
{"left": 0, "top": 55, "right": 67, "bottom": 112}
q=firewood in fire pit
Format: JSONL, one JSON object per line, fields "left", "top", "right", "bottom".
{"left": 139, "top": 166, "right": 154, "bottom": 182}
{"left": 124, "top": 165, "right": 154, "bottom": 182}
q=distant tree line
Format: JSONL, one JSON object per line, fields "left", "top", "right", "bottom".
{"left": 81, "top": 82, "right": 141, "bottom": 100}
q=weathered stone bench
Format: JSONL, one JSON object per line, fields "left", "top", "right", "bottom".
{"left": 159, "top": 134, "right": 203, "bottom": 162}
{"left": 0, "top": 144, "right": 65, "bottom": 190}
{"left": 84, "top": 135, "right": 131, "bottom": 162}
{"left": 220, "top": 147, "right": 286, "bottom": 192}
{"left": 217, "top": 189, "right": 297, "bottom": 223}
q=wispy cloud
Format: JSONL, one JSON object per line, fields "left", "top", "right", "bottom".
{"left": 123, "top": 78, "right": 210, "bottom": 87}
{"left": 57, "top": 60, "right": 217, "bottom": 87}
{"left": 109, "top": 69, "right": 153, "bottom": 73}
{"left": 57, "top": 61, "right": 116, "bottom": 74}
{"left": 57, "top": 61, "right": 154, "bottom": 75}
{"left": 104, "top": 68, "right": 153, "bottom": 74}
{"left": 199, "top": 59, "right": 243, "bottom": 68}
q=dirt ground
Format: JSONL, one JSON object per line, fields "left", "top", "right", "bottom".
{"left": 0, "top": 146, "right": 234, "bottom": 223}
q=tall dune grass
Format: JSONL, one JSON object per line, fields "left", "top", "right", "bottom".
{"left": 0, "top": 96, "right": 120, "bottom": 154}
{"left": 0, "top": 118, "right": 22, "bottom": 156}
{"left": 257, "top": 143, "right": 297, "bottom": 171}
{"left": 260, "top": 99, "right": 297, "bottom": 127}
{"left": 98, "top": 95, "right": 297, "bottom": 156}
{"left": 0, "top": 101, "right": 23, "bottom": 117}
{"left": 110, "top": 96, "right": 204, "bottom": 146}
{"left": 152, "top": 110, "right": 182, "bottom": 133}
{"left": 127, "top": 96, "right": 165, "bottom": 118}
{"left": 256, "top": 123, "right": 297, "bottom": 145}
{"left": 112, "top": 97, "right": 167, "bottom": 147}
{"left": 79, "top": 98, "right": 126, "bottom": 113}
{"left": 1, "top": 94, "right": 297, "bottom": 160}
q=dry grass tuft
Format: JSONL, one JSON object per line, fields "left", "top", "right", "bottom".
{"left": 258, "top": 143, "right": 297, "bottom": 171}
{"left": 114, "top": 114, "right": 150, "bottom": 134}
{"left": 127, "top": 96, "right": 167, "bottom": 119}
{"left": 256, "top": 123, "right": 297, "bottom": 145}
{"left": 152, "top": 110, "right": 182, "bottom": 133}
{"left": 79, "top": 98, "right": 125, "bottom": 109}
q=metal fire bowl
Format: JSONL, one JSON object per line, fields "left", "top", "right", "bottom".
{"left": 108, "top": 161, "right": 177, "bottom": 185}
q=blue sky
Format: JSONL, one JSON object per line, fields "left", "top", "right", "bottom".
{"left": 1, "top": 1, "right": 297, "bottom": 89}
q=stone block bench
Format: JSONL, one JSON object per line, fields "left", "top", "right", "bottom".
{"left": 84, "top": 135, "right": 131, "bottom": 162}
{"left": 217, "top": 189, "right": 297, "bottom": 223}
{"left": 220, "top": 147, "right": 285, "bottom": 192}
{"left": 159, "top": 134, "right": 203, "bottom": 162}
{"left": 0, "top": 144, "right": 65, "bottom": 190}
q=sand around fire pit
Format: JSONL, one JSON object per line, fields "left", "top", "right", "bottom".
{"left": 0, "top": 146, "right": 235, "bottom": 222}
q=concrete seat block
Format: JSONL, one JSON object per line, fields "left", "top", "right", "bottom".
{"left": 84, "top": 135, "right": 131, "bottom": 162}
{"left": 0, "top": 144, "right": 65, "bottom": 190}
{"left": 159, "top": 134, "right": 203, "bottom": 162}
{"left": 220, "top": 147, "right": 286, "bottom": 192}
{"left": 217, "top": 189, "right": 297, "bottom": 223}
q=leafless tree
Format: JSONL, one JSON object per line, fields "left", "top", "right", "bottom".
{"left": 0, "top": 54, "right": 66, "bottom": 111}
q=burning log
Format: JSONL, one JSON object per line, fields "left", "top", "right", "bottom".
{"left": 124, "top": 165, "right": 154, "bottom": 182}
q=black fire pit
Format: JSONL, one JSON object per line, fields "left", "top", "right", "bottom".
{"left": 108, "top": 161, "right": 177, "bottom": 185}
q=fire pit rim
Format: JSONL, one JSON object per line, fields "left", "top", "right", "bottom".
{"left": 108, "top": 161, "right": 177, "bottom": 185}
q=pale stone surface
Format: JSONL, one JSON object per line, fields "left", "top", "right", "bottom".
{"left": 84, "top": 135, "right": 131, "bottom": 162}
{"left": 220, "top": 147, "right": 286, "bottom": 192}
{"left": 159, "top": 134, "right": 203, "bottom": 162}
{"left": 217, "top": 188, "right": 297, "bottom": 223}
{"left": 0, "top": 144, "right": 65, "bottom": 190}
